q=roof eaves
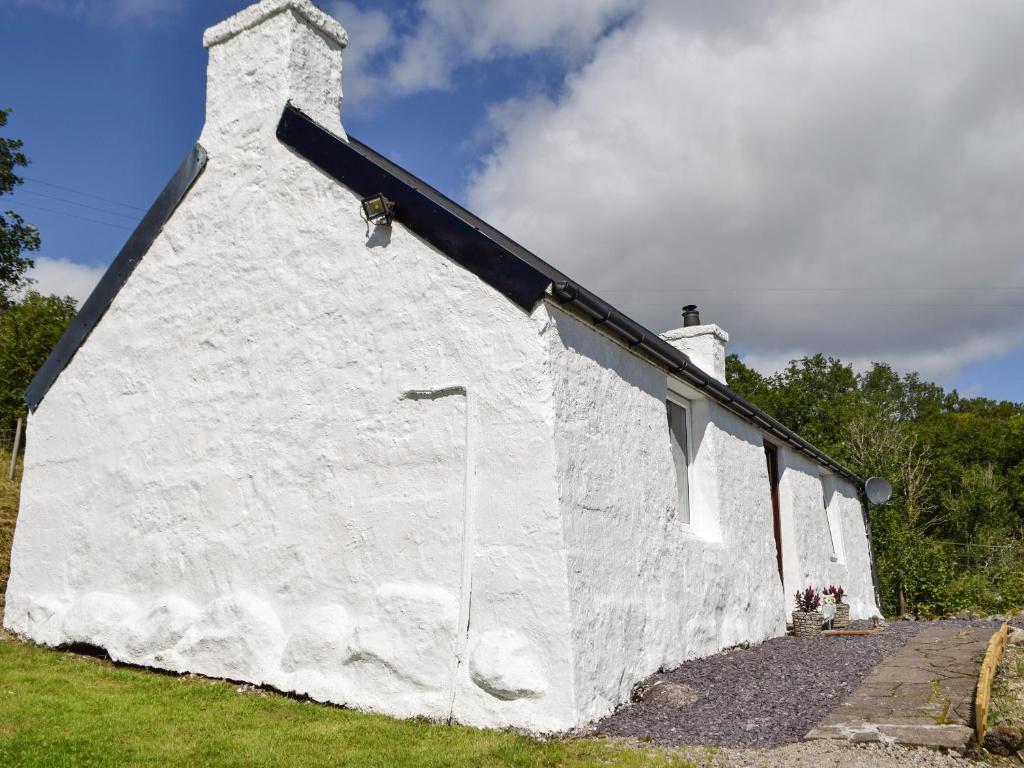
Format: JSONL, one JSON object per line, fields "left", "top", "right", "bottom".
{"left": 276, "top": 104, "right": 557, "bottom": 311}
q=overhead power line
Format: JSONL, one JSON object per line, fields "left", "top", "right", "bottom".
{"left": 18, "top": 189, "right": 141, "bottom": 221}
{"left": 9, "top": 202, "right": 134, "bottom": 231}
{"left": 22, "top": 175, "right": 147, "bottom": 212}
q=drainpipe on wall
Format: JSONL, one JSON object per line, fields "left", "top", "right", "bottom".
{"left": 857, "top": 488, "right": 884, "bottom": 615}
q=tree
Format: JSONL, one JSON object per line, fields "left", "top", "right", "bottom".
{"left": 726, "top": 347, "right": 1024, "bottom": 616}
{"left": 943, "top": 464, "right": 1015, "bottom": 545}
{"left": 0, "top": 292, "right": 77, "bottom": 429}
{"left": 738, "top": 354, "right": 859, "bottom": 456}
{"left": 1, "top": 107, "right": 39, "bottom": 306}
{"left": 725, "top": 353, "right": 770, "bottom": 404}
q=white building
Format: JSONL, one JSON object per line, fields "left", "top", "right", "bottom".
{"left": 4, "top": 0, "right": 880, "bottom": 733}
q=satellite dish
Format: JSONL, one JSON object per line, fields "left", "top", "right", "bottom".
{"left": 865, "top": 476, "right": 893, "bottom": 505}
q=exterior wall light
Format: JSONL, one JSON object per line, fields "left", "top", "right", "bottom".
{"left": 360, "top": 193, "right": 395, "bottom": 227}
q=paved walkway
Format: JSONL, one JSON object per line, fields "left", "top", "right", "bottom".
{"left": 806, "top": 625, "right": 995, "bottom": 753}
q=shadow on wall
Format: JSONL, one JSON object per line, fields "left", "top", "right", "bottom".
{"left": 551, "top": 309, "right": 666, "bottom": 403}
{"left": 367, "top": 225, "right": 392, "bottom": 249}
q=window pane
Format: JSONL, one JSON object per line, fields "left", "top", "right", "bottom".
{"left": 667, "top": 401, "right": 690, "bottom": 524}
{"left": 821, "top": 476, "right": 836, "bottom": 557}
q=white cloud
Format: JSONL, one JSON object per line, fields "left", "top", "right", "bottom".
{"left": 331, "top": 0, "right": 639, "bottom": 98}
{"left": 465, "top": 0, "right": 1024, "bottom": 381}
{"left": 327, "top": 1, "right": 396, "bottom": 109}
{"left": 25, "top": 257, "right": 104, "bottom": 305}
{"left": 8, "top": 0, "right": 180, "bottom": 24}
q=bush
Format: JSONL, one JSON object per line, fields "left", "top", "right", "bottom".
{"left": 794, "top": 586, "right": 821, "bottom": 613}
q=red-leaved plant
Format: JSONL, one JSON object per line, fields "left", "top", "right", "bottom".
{"left": 794, "top": 586, "right": 821, "bottom": 613}
{"left": 823, "top": 584, "right": 845, "bottom": 604}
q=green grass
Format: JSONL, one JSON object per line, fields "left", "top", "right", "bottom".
{"left": 988, "top": 644, "right": 1024, "bottom": 732}
{"left": 0, "top": 450, "right": 18, "bottom": 616}
{"left": 0, "top": 456, "right": 692, "bottom": 768}
{"left": 0, "top": 640, "right": 693, "bottom": 768}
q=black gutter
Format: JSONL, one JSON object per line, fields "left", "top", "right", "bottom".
{"left": 25, "top": 143, "right": 208, "bottom": 411}
{"left": 857, "top": 489, "right": 885, "bottom": 612}
{"left": 551, "top": 281, "right": 865, "bottom": 487}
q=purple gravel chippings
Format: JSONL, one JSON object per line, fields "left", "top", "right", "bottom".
{"left": 591, "top": 619, "right": 1004, "bottom": 748}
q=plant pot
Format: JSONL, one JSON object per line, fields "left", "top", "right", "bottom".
{"left": 833, "top": 602, "right": 850, "bottom": 629}
{"left": 792, "top": 610, "right": 823, "bottom": 637}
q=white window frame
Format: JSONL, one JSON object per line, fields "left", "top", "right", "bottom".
{"left": 820, "top": 472, "right": 845, "bottom": 563}
{"left": 666, "top": 393, "right": 694, "bottom": 527}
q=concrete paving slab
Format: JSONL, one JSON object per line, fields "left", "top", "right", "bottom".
{"left": 804, "top": 625, "right": 995, "bottom": 754}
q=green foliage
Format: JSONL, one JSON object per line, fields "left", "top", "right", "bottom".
{"left": 727, "top": 353, "right": 1024, "bottom": 617}
{"left": 0, "top": 291, "right": 77, "bottom": 430}
{"left": 794, "top": 586, "right": 821, "bottom": 612}
{"left": 0, "top": 108, "right": 39, "bottom": 306}
{"left": 0, "top": 454, "right": 18, "bottom": 616}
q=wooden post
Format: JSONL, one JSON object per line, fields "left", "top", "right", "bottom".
{"left": 7, "top": 416, "right": 22, "bottom": 481}
{"left": 975, "top": 622, "right": 1010, "bottom": 745}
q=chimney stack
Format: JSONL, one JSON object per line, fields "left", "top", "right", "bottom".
{"left": 660, "top": 306, "right": 729, "bottom": 384}
{"left": 682, "top": 304, "right": 701, "bottom": 327}
{"left": 200, "top": 0, "right": 349, "bottom": 152}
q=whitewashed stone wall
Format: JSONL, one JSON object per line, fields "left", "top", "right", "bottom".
{"left": 543, "top": 305, "right": 879, "bottom": 723}
{"left": 4, "top": 142, "right": 578, "bottom": 730}
{"left": 776, "top": 450, "right": 878, "bottom": 619}
{"left": 5, "top": 0, "right": 579, "bottom": 734}
{"left": 3, "top": 0, "right": 879, "bottom": 735}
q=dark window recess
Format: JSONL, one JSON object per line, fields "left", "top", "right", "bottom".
{"left": 667, "top": 401, "right": 691, "bottom": 524}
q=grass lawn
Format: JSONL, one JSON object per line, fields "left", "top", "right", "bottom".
{"left": 0, "top": 458, "right": 693, "bottom": 768}
{"left": 0, "top": 451, "right": 17, "bottom": 617}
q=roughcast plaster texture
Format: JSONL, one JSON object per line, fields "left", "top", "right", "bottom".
{"left": 776, "top": 450, "right": 877, "bottom": 618}
{"left": 546, "top": 307, "right": 778, "bottom": 724}
{"left": 544, "top": 306, "right": 878, "bottom": 724}
{"left": 5, "top": 0, "right": 576, "bottom": 733}
{"left": 4, "top": 0, "right": 879, "bottom": 734}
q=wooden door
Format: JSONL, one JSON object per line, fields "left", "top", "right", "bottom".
{"left": 764, "top": 441, "right": 783, "bottom": 583}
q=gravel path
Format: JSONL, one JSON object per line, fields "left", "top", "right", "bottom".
{"left": 667, "top": 740, "right": 979, "bottom": 767}
{"left": 593, "top": 620, "right": 1007, "bottom": 749}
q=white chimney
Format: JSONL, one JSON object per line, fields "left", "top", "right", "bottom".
{"left": 200, "top": 0, "right": 348, "bottom": 152}
{"left": 660, "top": 306, "right": 729, "bottom": 384}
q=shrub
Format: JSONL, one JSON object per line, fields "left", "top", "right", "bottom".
{"left": 794, "top": 586, "right": 821, "bottom": 613}
{"left": 823, "top": 584, "right": 845, "bottom": 604}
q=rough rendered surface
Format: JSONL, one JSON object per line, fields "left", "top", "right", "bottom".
{"left": 203, "top": 0, "right": 348, "bottom": 48}
{"left": 3, "top": 0, "right": 881, "bottom": 734}
{"left": 777, "top": 450, "right": 877, "bottom": 616}
{"left": 545, "top": 306, "right": 879, "bottom": 725}
{"left": 5, "top": 0, "right": 574, "bottom": 733}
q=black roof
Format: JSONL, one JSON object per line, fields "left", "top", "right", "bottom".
{"left": 24, "top": 103, "right": 863, "bottom": 488}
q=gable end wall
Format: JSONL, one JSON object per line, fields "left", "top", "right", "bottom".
{"left": 4, "top": 116, "right": 580, "bottom": 733}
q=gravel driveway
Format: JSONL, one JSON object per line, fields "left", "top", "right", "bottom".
{"left": 593, "top": 620, "right": 1006, "bottom": 749}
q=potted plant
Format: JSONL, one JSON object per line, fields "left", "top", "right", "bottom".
{"left": 824, "top": 585, "right": 849, "bottom": 629}
{"left": 793, "top": 586, "right": 823, "bottom": 637}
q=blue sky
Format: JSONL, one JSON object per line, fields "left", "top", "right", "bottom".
{"left": 2, "top": 0, "right": 1022, "bottom": 402}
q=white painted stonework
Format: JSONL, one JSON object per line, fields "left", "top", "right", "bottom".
{"left": 3, "top": 0, "right": 879, "bottom": 734}
{"left": 660, "top": 324, "right": 729, "bottom": 384}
